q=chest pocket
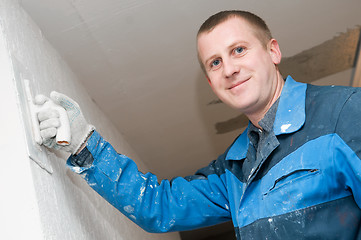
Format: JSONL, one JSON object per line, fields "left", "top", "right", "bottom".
{"left": 260, "top": 153, "right": 321, "bottom": 197}
{"left": 263, "top": 168, "right": 320, "bottom": 196}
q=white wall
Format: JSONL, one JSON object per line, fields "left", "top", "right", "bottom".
{"left": 0, "top": 0, "right": 180, "bottom": 239}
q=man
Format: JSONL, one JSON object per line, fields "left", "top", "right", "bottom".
{"left": 37, "top": 10, "right": 361, "bottom": 239}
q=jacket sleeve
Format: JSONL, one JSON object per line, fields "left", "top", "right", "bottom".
{"left": 334, "top": 88, "right": 361, "bottom": 208}
{"left": 67, "top": 131, "right": 231, "bottom": 233}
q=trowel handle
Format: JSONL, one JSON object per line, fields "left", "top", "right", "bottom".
{"left": 43, "top": 100, "right": 71, "bottom": 146}
{"left": 54, "top": 104, "right": 71, "bottom": 146}
{"left": 24, "top": 80, "right": 71, "bottom": 146}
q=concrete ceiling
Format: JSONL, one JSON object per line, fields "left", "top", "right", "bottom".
{"left": 19, "top": 0, "right": 361, "bottom": 239}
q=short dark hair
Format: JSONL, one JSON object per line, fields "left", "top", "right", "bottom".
{"left": 197, "top": 10, "right": 273, "bottom": 73}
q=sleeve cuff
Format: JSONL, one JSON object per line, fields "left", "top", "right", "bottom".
{"left": 67, "top": 130, "right": 101, "bottom": 171}
{"left": 69, "top": 147, "right": 94, "bottom": 168}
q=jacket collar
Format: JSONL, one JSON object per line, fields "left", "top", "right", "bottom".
{"left": 225, "top": 76, "right": 307, "bottom": 160}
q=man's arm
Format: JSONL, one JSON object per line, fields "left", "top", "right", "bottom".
{"left": 67, "top": 130, "right": 231, "bottom": 232}
{"left": 36, "top": 92, "right": 231, "bottom": 233}
{"left": 334, "top": 88, "right": 361, "bottom": 207}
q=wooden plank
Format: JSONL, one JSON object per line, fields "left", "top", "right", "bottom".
{"left": 279, "top": 27, "right": 360, "bottom": 84}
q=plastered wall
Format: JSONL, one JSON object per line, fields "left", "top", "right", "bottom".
{"left": 0, "top": 0, "right": 180, "bottom": 239}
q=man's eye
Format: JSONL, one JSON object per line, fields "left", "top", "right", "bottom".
{"left": 211, "top": 59, "right": 221, "bottom": 67}
{"left": 235, "top": 47, "right": 244, "bottom": 54}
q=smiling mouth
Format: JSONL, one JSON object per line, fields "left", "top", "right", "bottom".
{"left": 228, "top": 78, "right": 250, "bottom": 90}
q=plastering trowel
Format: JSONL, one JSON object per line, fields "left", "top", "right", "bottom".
{"left": 15, "top": 77, "right": 71, "bottom": 174}
{"left": 24, "top": 79, "right": 71, "bottom": 146}
{"left": 12, "top": 57, "right": 71, "bottom": 173}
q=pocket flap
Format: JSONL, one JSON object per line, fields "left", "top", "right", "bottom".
{"left": 261, "top": 153, "right": 320, "bottom": 195}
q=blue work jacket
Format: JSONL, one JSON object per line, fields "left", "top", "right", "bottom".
{"left": 68, "top": 76, "right": 361, "bottom": 239}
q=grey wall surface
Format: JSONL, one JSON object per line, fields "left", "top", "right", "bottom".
{"left": 0, "top": 0, "right": 180, "bottom": 239}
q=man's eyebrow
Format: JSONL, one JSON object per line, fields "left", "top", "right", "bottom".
{"left": 228, "top": 40, "right": 249, "bottom": 49}
{"left": 204, "top": 54, "right": 219, "bottom": 66}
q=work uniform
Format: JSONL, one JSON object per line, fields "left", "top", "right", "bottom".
{"left": 69, "top": 76, "right": 361, "bottom": 239}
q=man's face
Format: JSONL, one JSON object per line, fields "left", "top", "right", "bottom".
{"left": 197, "top": 17, "right": 281, "bottom": 116}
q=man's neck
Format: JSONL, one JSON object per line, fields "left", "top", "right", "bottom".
{"left": 247, "top": 73, "right": 284, "bottom": 129}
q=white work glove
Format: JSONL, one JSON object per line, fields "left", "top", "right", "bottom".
{"left": 35, "top": 91, "right": 95, "bottom": 155}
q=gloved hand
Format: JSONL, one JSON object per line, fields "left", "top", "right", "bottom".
{"left": 35, "top": 91, "right": 95, "bottom": 155}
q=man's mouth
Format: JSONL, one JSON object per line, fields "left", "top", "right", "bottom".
{"left": 228, "top": 78, "right": 250, "bottom": 90}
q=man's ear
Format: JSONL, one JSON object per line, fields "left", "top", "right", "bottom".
{"left": 269, "top": 39, "right": 282, "bottom": 65}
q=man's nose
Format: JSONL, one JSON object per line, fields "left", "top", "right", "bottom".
{"left": 223, "top": 58, "right": 240, "bottom": 78}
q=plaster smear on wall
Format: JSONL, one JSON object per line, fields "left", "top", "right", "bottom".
{"left": 0, "top": 0, "right": 180, "bottom": 239}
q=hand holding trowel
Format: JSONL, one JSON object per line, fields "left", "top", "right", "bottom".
{"left": 25, "top": 80, "right": 94, "bottom": 155}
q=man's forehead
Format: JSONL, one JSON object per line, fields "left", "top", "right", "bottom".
{"left": 198, "top": 17, "right": 255, "bottom": 43}
{"left": 197, "top": 17, "right": 255, "bottom": 50}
